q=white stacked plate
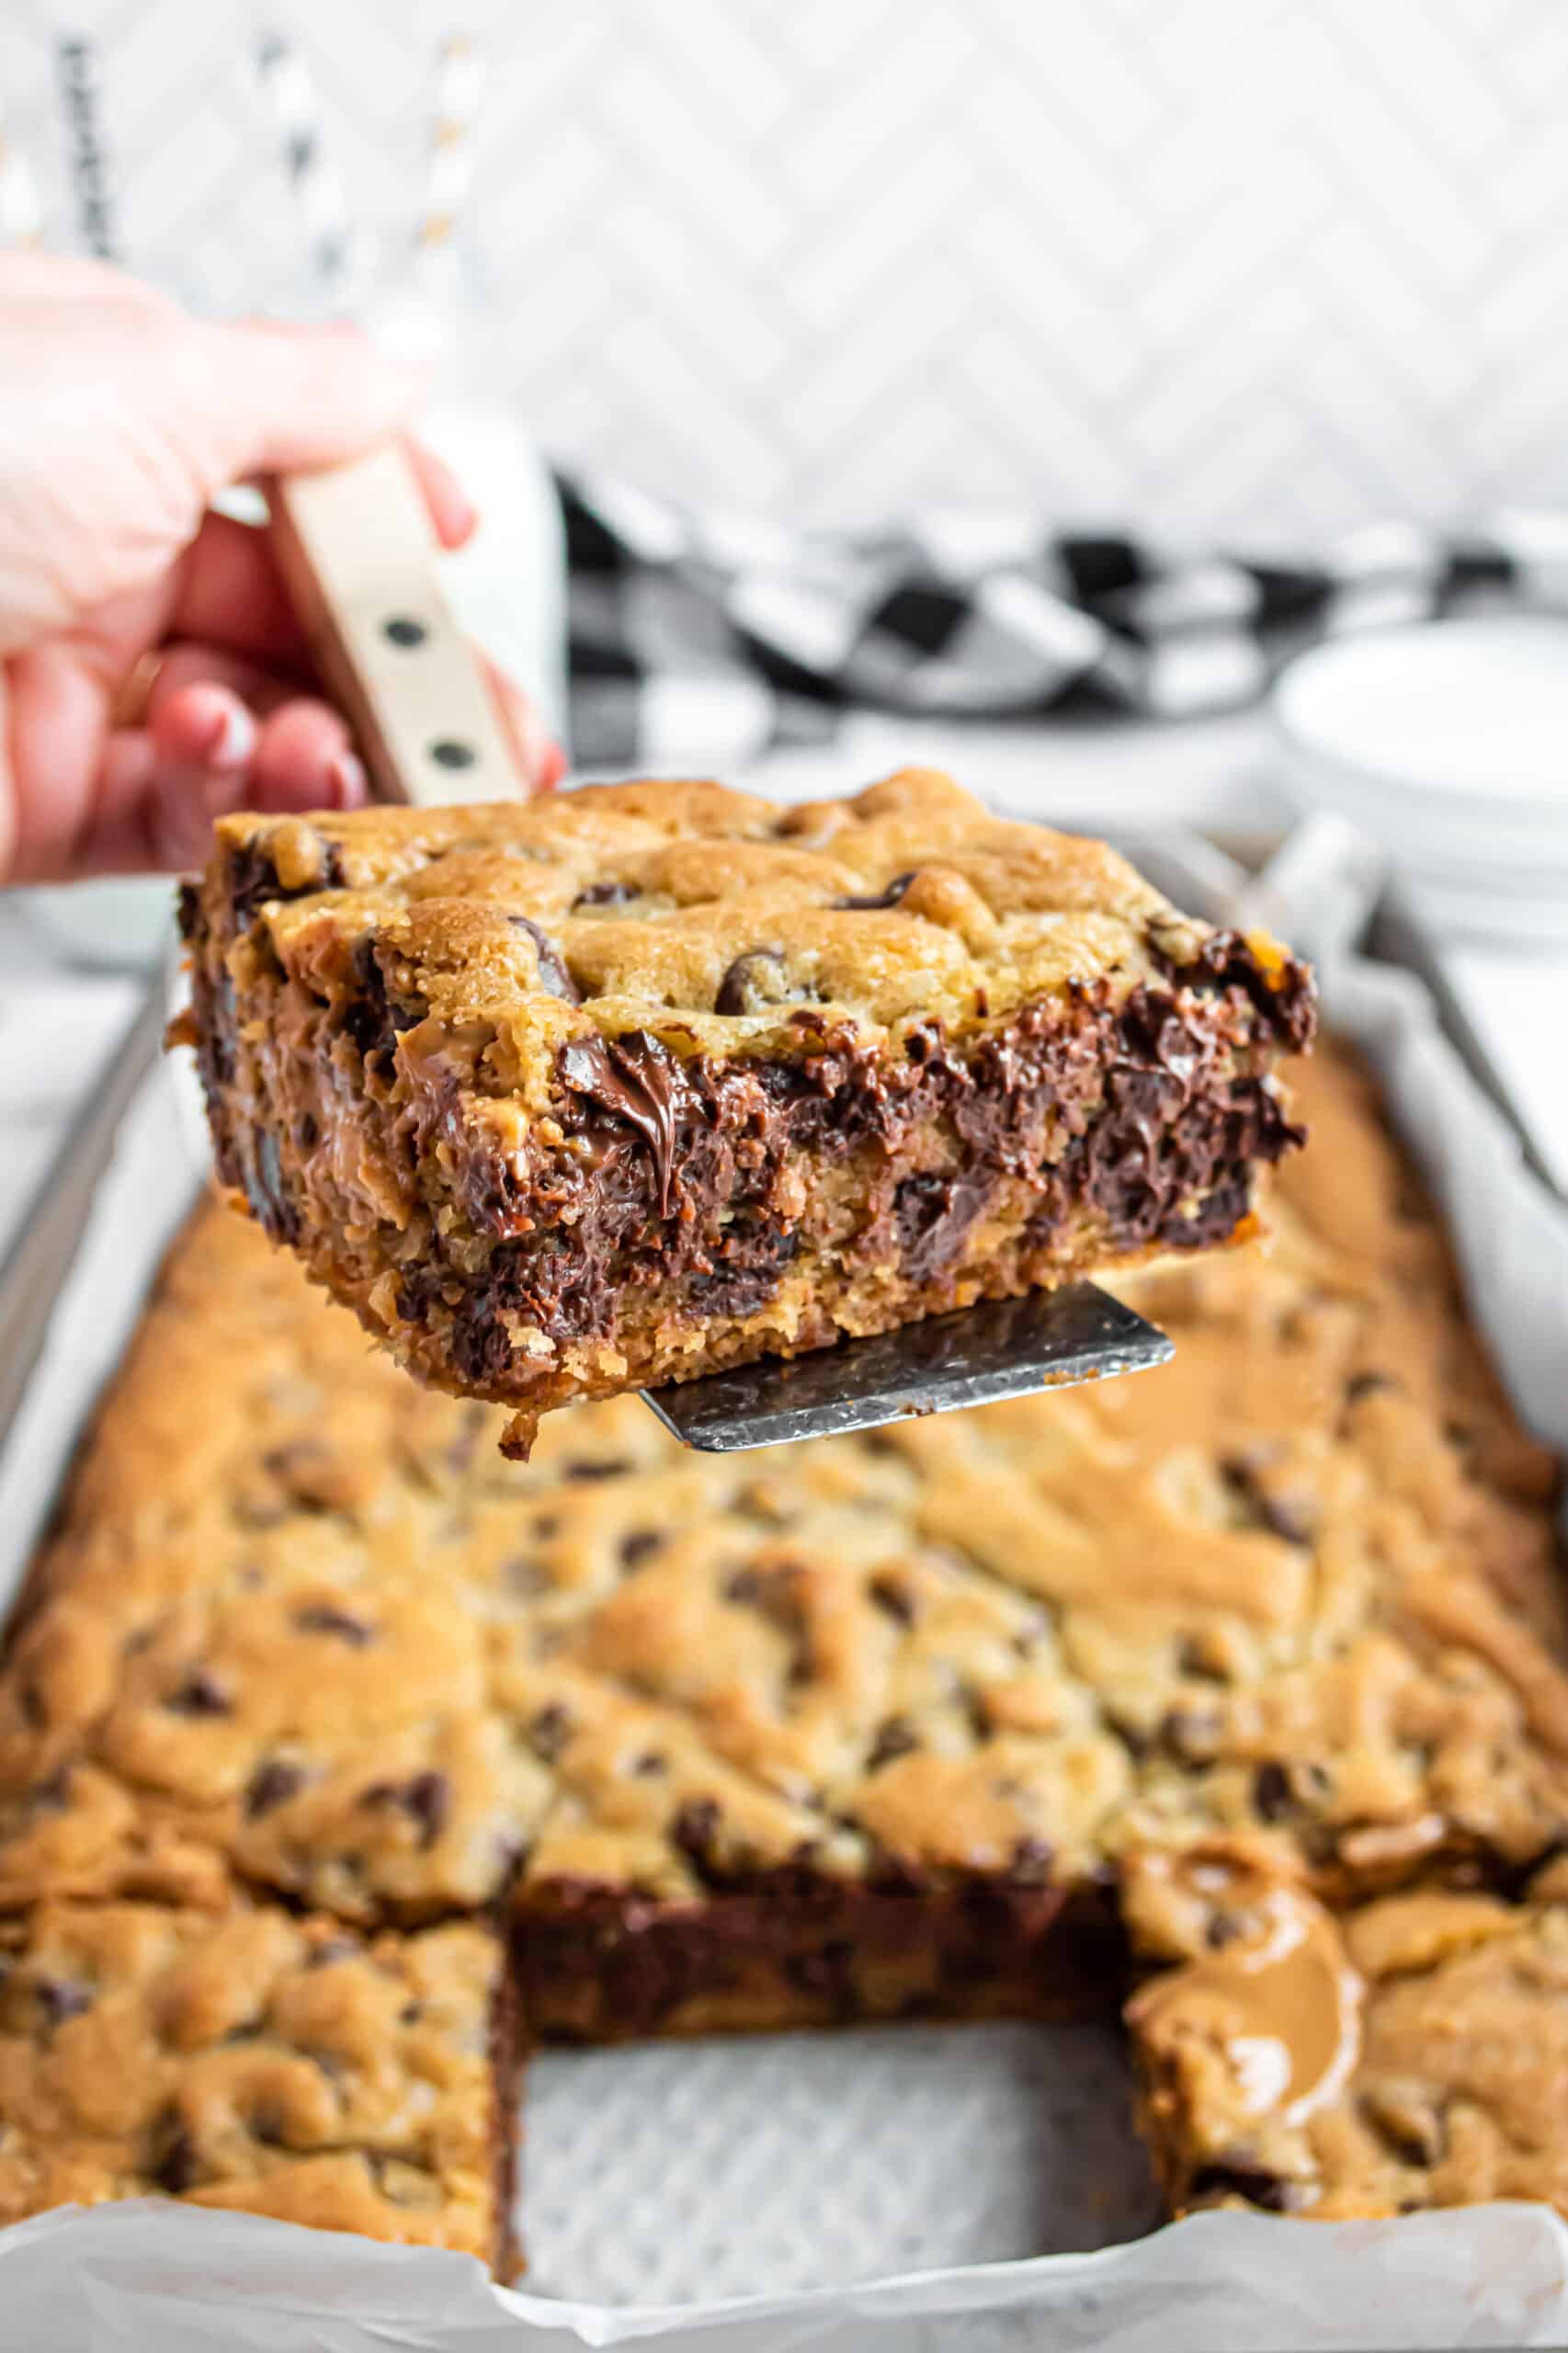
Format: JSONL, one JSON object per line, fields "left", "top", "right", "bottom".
{"left": 1273, "top": 615, "right": 1568, "bottom": 947}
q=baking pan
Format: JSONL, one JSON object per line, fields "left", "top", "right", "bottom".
{"left": 3, "top": 825, "right": 1568, "bottom": 2348}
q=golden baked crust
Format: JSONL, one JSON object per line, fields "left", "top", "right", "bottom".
{"left": 176, "top": 768, "right": 1312, "bottom": 1452}
{"left": 0, "top": 1895, "right": 513, "bottom": 2264}
{"left": 1124, "top": 1847, "right": 1568, "bottom": 2222}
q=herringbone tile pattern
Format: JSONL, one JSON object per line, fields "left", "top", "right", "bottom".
{"left": 8, "top": 0, "right": 1568, "bottom": 537}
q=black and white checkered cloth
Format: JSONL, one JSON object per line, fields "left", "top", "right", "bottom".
{"left": 559, "top": 470, "right": 1568, "bottom": 772}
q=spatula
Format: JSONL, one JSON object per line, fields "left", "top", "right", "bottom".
{"left": 266, "top": 449, "right": 1174, "bottom": 1449}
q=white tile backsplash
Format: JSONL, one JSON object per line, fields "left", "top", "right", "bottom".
{"left": 8, "top": 0, "right": 1568, "bottom": 540}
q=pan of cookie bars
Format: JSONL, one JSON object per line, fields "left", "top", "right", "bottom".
{"left": 2, "top": 815, "right": 1568, "bottom": 2352}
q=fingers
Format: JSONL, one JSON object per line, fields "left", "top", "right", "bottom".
{"left": 92, "top": 689, "right": 363, "bottom": 873}
{"left": 247, "top": 698, "right": 366, "bottom": 813}
{"left": 123, "top": 694, "right": 259, "bottom": 871}
{"left": 146, "top": 644, "right": 299, "bottom": 727}
{"left": 3, "top": 609, "right": 556, "bottom": 886}
{"left": 403, "top": 438, "right": 478, "bottom": 550}
{"left": 147, "top": 681, "right": 257, "bottom": 781}
{"left": 199, "top": 318, "right": 428, "bottom": 483}
{"left": 167, "top": 435, "right": 478, "bottom": 672}
{"left": 167, "top": 511, "right": 309, "bottom": 665}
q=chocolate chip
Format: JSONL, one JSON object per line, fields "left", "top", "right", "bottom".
{"left": 1257, "top": 1495, "right": 1312, "bottom": 1543}
{"left": 893, "top": 1168, "right": 991, "bottom": 1283}
{"left": 1252, "top": 1761, "right": 1293, "bottom": 1821}
{"left": 165, "top": 1671, "right": 231, "bottom": 1718}
{"left": 1362, "top": 2084, "right": 1448, "bottom": 2167}
{"left": 714, "top": 949, "right": 791, "bottom": 1017}
{"left": 571, "top": 880, "right": 637, "bottom": 910}
{"left": 867, "top": 1716, "right": 920, "bottom": 1772}
{"left": 868, "top": 1574, "right": 915, "bottom": 1627}
{"left": 833, "top": 871, "right": 917, "bottom": 911}
{"left": 526, "top": 1704, "right": 573, "bottom": 1763}
{"left": 1221, "top": 1459, "right": 1312, "bottom": 1545}
{"left": 1176, "top": 1635, "right": 1229, "bottom": 1684}
{"left": 34, "top": 1976, "right": 92, "bottom": 2029}
{"left": 555, "top": 1031, "right": 686, "bottom": 1220}
{"left": 672, "top": 1798, "right": 722, "bottom": 1865}
{"left": 245, "top": 1130, "right": 299, "bottom": 1244}
{"left": 151, "top": 2117, "right": 200, "bottom": 2194}
{"left": 509, "top": 915, "right": 581, "bottom": 1003}
{"left": 1187, "top": 2162, "right": 1304, "bottom": 2212}
{"left": 1161, "top": 1706, "right": 1224, "bottom": 1762}
{"left": 226, "top": 845, "right": 290, "bottom": 926}
{"left": 784, "top": 1938, "right": 857, "bottom": 2016}
{"left": 619, "top": 1530, "right": 660, "bottom": 1569}
{"left": 305, "top": 1936, "right": 360, "bottom": 1970}
{"left": 24, "top": 1767, "right": 71, "bottom": 1819}
{"left": 1206, "top": 1912, "right": 1245, "bottom": 1949}
{"left": 245, "top": 1759, "right": 303, "bottom": 1819}
{"left": 737, "top": 1483, "right": 794, "bottom": 1529}
{"left": 1006, "top": 1836, "right": 1055, "bottom": 1886}
{"left": 966, "top": 1688, "right": 999, "bottom": 1743}
{"left": 293, "top": 1606, "right": 374, "bottom": 1646}
{"left": 723, "top": 1567, "right": 763, "bottom": 1606}
{"left": 360, "top": 1770, "right": 449, "bottom": 1849}
{"left": 400, "top": 2001, "right": 424, "bottom": 2026}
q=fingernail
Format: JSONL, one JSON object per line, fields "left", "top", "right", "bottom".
{"left": 204, "top": 700, "right": 256, "bottom": 772}
{"left": 326, "top": 749, "right": 368, "bottom": 807}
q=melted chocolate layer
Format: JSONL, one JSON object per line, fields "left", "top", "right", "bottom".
{"left": 558, "top": 1033, "right": 683, "bottom": 1217}
{"left": 413, "top": 949, "right": 1312, "bottom": 1381}
{"left": 517, "top": 1876, "right": 1125, "bottom": 2040}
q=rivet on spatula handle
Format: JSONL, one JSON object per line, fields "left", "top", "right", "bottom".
{"left": 267, "top": 446, "right": 521, "bottom": 808}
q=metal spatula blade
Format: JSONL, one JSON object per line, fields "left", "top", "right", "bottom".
{"left": 642, "top": 1283, "right": 1172, "bottom": 1451}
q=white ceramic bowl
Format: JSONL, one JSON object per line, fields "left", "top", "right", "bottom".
{"left": 1273, "top": 616, "right": 1568, "bottom": 940}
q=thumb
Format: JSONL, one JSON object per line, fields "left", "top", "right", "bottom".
{"left": 194, "top": 319, "right": 429, "bottom": 482}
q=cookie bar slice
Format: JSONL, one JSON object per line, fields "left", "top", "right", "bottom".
{"left": 0, "top": 1898, "right": 520, "bottom": 2273}
{"left": 177, "top": 767, "right": 1314, "bottom": 1455}
{"left": 1123, "top": 1847, "right": 1568, "bottom": 2222}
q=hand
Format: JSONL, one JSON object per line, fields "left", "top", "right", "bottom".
{"left": 0, "top": 253, "right": 563, "bottom": 885}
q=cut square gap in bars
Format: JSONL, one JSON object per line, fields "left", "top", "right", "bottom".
{"left": 519, "top": 2018, "right": 1161, "bottom": 2304}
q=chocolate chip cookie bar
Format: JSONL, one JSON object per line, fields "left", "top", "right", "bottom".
{"left": 0, "top": 1896, "right": 517, "bottom": 2268}
{"left": 1124, "top": 1847, "right": 1568, "bottom": 2222}
{"left": 176, "top": 767, "right": 1314, "bottom": 1454}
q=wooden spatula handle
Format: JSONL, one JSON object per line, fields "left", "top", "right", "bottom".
{"left": 267, "top": 447, "right": 523, "bottom": 808}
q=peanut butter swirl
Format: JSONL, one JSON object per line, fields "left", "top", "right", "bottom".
{"left": 1127, "top": 1861, "right": 1363, "bottom": 2127}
